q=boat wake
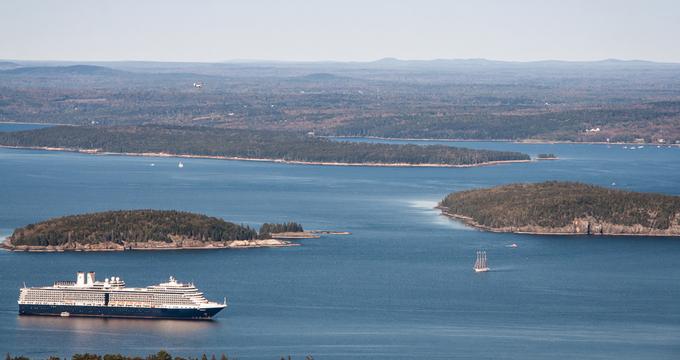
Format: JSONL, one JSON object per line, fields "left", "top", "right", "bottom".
{"left": 406, "top": 199, "right": 439, "bottom": 210}
{"left": 0, "top": 232, "right": 10, "bottom": 246}
{"left": 484, "top": 266, "right": 517, "bottom": 272}
{"left": 407, "top": 199, "right": 475, "bottom": 230}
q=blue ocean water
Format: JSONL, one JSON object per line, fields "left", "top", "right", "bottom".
{"left": 0, "top": 124, "right": 679, "bottom": 359}
{"left": 0, "top": 122, "right": 53, "bottom": 132}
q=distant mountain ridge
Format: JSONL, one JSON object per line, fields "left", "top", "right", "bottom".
{"left": 3, "top": 58, "right": 679, "bottom": 73}
{"left": 0, "top": 61, "right": 21, "bottom": 70}
{"left": 2, "top": 64, "right": 124, "bottom": 76}
{"left": 289, "top": 72, "right": 357, "bottom": 82}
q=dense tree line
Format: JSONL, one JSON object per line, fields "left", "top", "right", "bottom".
{"left": 259, "top": 222, "right": 304, "bottom": 236}
{"left": 332, "top": 101, "right": 680, "bottom": 143}
{"left": 8, "top": 210, "right": 302, "bottom": 247}
{"left": 0, "top": 125, "right": 530, "bottom": 165}
{"left": 439, "top": 181, "right": 680, "bottom": 230}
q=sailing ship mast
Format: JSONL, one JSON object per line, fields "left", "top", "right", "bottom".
{"left": 474, "top": 250, "right": 489, "bottom": 272}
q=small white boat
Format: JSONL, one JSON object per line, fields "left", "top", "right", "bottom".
{"left": 637, "top": 146, "right": 644, "bottom": 149}
{"left": 150, "top": 163, "right": 155, "bottom": 167}
{"left": 178, "top": 161, "right": 184, "bottom": 168}
{"left": 507, "top": 243, "right": 518, "bottom": 248}
{"left": 474, "top": 251, "right": 490, "bottom": 273}
{"left": 60, "top": 311, "right": 70, "bottom": 317}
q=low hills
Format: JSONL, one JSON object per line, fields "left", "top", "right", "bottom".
{"left": 2, "top": 65, "right": 123, "bottom": 76}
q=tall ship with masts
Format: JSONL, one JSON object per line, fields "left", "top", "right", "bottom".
{"left": 474, "top": 251, "right": 489, "bottom": 272}
{"left": 18, "top": 272, "right": 226, "bottom": 320}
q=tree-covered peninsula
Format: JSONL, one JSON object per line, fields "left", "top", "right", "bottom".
{"left": 438, "top": 181, "right": 680, "bottom": 236}
{"left": 2, "top": 210, "right": 307, "bottom": 251}
{"left": 0, "top": 125, "right": 530, "bottom": 167}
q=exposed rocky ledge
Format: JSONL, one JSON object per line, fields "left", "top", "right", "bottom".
{"left": 1, "top": 236, "right": 296, "bottom": 252}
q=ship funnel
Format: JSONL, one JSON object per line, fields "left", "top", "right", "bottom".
{"left": 76, "top": 272, "right": 85, "bottom": 286}
{"left": 86, "top": 271, "right": 96, "bottom": 285}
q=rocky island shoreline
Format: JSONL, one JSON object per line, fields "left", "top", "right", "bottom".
{"left": 438, "top": 181, "right": 680, "bottom": 237}
{"left": 1, "top": 210, "right": 321, "bottom": 252}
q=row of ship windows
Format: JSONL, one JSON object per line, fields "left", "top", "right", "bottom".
{"left": 27, "top": 290, "right": 190, "bottom": 298}
{"left": 25, "top": 294, "right": 102, "bottom": 300}
{"left": 24, "top": 291, "right": 196, "bottom": 303}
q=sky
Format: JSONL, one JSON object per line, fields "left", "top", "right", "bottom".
{"left": 1, "top": 0, "right": 679, "bottom": 63}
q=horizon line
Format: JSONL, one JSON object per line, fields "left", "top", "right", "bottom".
{"left": 2, "top": 57, "right": 680, "bottom": 66}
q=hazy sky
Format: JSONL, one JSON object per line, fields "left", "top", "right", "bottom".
{"left": 1, "top": 0, "right": 679, "bottom": 62}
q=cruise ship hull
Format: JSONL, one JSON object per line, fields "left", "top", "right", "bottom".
{"left": 19, "top": 304, "right": 224, "bottom": 320}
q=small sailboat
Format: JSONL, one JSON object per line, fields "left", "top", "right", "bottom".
{"left": 178, "top": 161, "right": 184, "bottom": 168}
{"left": 474, "top": 251, "right": 490, "bottom": 273}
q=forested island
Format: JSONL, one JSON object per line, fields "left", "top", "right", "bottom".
{"left": 438, "top": 181, "right": 680, "bottom": 236}
{"left": 1, "top": 210, "right": 311, "bottom": 251}
{"left": 0, "top": 125, "right": 530, "bottom": 167}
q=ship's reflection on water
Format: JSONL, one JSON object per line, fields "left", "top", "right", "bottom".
{"left": 17, "top": 315, "right": 219, "bottom": 336}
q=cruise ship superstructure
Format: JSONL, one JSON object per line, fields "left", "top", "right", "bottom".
{"left": 18, "top": 272, "right": 226, "bottom": 319}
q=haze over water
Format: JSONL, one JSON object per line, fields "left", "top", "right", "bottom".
{"left": 0, "top": 124, "right": 679, "bottom": 359}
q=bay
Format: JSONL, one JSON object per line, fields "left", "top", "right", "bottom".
{"left": 1, "top": 124, "right": 679, "bottom": 359}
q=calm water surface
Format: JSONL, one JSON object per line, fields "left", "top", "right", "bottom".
{"left": 1, "top": 125, "right": 679, "bottom": 359}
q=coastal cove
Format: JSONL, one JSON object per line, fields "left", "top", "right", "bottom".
{"left": 1, "top": 123, "right": 680, "bottom": 359}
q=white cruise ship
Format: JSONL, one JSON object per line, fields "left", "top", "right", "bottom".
{"left": 18, "top": 272, "right": 226, "bottom": 320}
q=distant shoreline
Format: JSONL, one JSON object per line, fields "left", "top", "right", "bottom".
{"left": 0, "top": 230, "right": 348, "bottom": 252}
{"left": 0, "top": 239, "right": 297, "bottom": 252}
{"left": 2, "top": 123, "right": 673, "bottom": 147}
{"left": 0, "top": 145, "right": 533, "bottom": 168}
{"left": 0, "top": 121, "right": 71, "bottom": 126}
{"left": 328, "top": 135, "right": 680, "bottom": 147}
